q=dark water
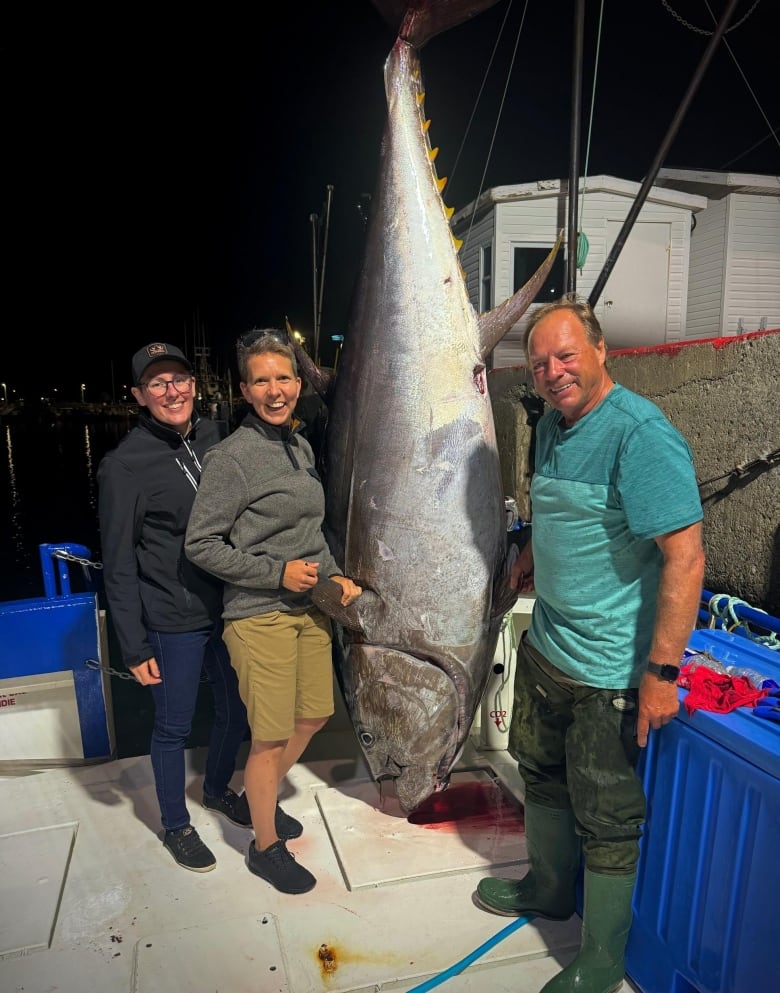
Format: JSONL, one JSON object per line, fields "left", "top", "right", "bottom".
{"left": 0, "top": 413, "right": 223, "bottom": 756}
{"left": 0, "top": 415, "right": 132, "bottom": 602}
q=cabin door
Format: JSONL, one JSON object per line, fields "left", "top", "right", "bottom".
{"left": 599, "top": 221, "right": 670, "bottom": 349}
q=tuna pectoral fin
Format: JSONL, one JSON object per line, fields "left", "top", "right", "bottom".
{"left": 343, "top": 644, "right": 460, "bottom": 814}
{"left": 310, "top": 579, "right": 380, "bottom": 635}
{"left": 478, "top": 230, "right": 565, "bottom": 359}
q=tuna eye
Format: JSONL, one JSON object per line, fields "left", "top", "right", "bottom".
{"left": 359, "top": 730, "right": 375, "bottom": 747}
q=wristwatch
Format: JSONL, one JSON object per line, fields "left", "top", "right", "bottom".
{"left": 646, "top": 661, "right": 680, "bottom": 683}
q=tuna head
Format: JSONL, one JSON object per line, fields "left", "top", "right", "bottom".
{"left": 341, "top": 643, "right": 461, "bottom": 813}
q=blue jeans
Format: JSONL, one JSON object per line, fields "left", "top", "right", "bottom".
{"left": 148, "top": 625, "right": 248, "bottom": 832}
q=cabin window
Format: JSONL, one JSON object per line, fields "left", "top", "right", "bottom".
{"left": 512, "top": 244, "right": 565, "bottom": 304}
{"left": 480, "top": 244, "right": 492, "bottom": 312}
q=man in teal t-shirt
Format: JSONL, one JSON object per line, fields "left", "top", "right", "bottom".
{"left": 476, "top": 299, "right": 704, "bottom": 993}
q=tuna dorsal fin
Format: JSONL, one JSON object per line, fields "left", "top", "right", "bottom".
{"left": 477, "top": 229, "right": 564, "bottom": 361}
{"left": 371, "top": 0, "right": 501, "bottom": 50}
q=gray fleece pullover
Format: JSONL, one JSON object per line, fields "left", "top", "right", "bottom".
{"left": 184, "top": 409, "right": 341, "bottom": 620}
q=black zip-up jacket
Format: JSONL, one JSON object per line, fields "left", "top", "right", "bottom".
{"left": 97, "top": 409, "right": 223, "bottom": 670}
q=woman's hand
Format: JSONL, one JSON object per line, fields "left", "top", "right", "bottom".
{"left": 130, "top": 657, "right": 162, "bottom": 685}
{"left": 283, "top": 559, "right": 321, "bottom": 592}
{"left": 329, "top": 575, "right": 363, "bottom": 606}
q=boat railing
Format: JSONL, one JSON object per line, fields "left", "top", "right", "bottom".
{"left": 38, "top": 542, "right": 102, "bottom": 599}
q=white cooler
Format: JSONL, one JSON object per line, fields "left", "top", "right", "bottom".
{"left": 479, "top": 595, "right": 536, "bottom": 750}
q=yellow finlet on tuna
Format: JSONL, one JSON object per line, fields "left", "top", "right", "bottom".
{"left": 429, "top": 146, "right": 439, "bottom": 162}
{"left": 436, "top": 175, "right": 447, "bottom": 192}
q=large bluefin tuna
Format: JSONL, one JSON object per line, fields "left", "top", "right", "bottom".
{"left": 298, "top": 0, "right": 560, "bottom": 813}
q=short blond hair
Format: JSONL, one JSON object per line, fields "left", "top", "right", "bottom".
{"left": 524, "top": 296, "right": 605, "bottom": 353}
{"left": 236, "top": 329, "right": 298, "bottom": 382}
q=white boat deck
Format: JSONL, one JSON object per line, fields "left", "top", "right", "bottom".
{"left": 0, "top": 731, "right": 635, "bottom": 993}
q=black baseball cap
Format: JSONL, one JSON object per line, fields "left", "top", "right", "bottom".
{"left": 132, "top": 343, "right": 194, "bottom": 385}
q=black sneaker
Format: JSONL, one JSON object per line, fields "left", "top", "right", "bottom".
{"left": 163, "top": 825, "right": 216, "bottom": 872}
{"left": 275, "top": 802, "right": 303, "bottom": 840}
{"left": 203, "top": 788, "right": 252, "bottom": 828}
{"left": 246, "top": 839, "right": 316, "bottom": 894}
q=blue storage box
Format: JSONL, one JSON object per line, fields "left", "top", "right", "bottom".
{"left": 626, "top": 628, "right": 780, "bottom": 993}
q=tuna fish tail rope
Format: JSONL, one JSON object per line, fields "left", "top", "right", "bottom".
{"left": 404, "top": 915, "right": 535, "bottom": 993}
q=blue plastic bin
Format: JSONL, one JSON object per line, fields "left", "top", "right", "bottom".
{"left": 626, "top": 628, "right": 780, "bottom": 993}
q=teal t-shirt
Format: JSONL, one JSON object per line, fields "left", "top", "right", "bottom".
{"left": 527, "top": 384, "right": 703, "bottom": 687}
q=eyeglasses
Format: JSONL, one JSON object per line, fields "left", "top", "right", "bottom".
{"left": 141, "top": 374, "right": 194, "bottom": 398}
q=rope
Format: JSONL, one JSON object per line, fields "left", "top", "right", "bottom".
{"left": 448, "top": 0, "right": 515, "bottom": 191}
{"left": 462, "top": 0, "right": 530, "bottom": 254}
{"left": 576, "top": 0, "right": 606, "bottom": 274}
{"left": 707, "top": 593, "right": 780, "bottom": 650}
{"left": 697, "top": 448, "right": 780, "bottom": 489}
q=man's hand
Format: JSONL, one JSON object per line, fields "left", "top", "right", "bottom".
{"left": 636, "top": 672, "right": 680, "bottom": 747}
{"left": 510, "top": 542, "right": 535, "bottom": 593}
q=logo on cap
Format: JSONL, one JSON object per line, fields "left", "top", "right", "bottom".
{"left": 146, "top": 343, "right": 168, "bottom": 358}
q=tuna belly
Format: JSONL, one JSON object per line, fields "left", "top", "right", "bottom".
{"left": 341, "top": 643, "right": 461, "bottom": 814}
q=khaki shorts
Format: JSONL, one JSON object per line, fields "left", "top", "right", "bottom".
{"left": 223, "top": 609, "right": 334, "bottom": 741}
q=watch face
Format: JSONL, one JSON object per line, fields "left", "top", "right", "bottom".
{"left": 648, "top": 662, "right": 680, "bottom": 682}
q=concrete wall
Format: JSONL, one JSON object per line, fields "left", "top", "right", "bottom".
{"left": 489, "top": 329, "right": 780, "bottom": 615}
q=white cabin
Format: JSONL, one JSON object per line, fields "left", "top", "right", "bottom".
{"left": 653, "top": 168, "right": 780, "bottom": 339}
{"left": 452, "top": 174, "right": 707, "bottom": 365}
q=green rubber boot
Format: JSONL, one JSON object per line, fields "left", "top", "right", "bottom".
{"left": 475, "top": 802, "right": 580, "bottom": 919}
{"left": 541, "top": 868, "right": 637, "bottom": 993}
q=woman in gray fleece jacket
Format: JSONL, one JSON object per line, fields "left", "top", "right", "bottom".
{"left": 185, "top": 331, "right": 361, "bottom": 895}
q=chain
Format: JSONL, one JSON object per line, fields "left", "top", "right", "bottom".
{"left": 52, "top": 548, "right": 104, "bottom": 570}
{"left": 85, "top": 658, "right": 136, "bottom": 681}
{"left": 84, "top": 658, "right": 210, "bottom": 683}
{"left": 660, "top": 0, "right": 761, "bottom": 36}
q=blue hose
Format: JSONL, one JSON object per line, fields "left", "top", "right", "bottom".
{"left": 404, "top": 914, "right": 535, "bottom": 992}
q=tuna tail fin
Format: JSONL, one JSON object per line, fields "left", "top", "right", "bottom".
{"left": 371, "top": 0, "right": 501, "bottom": 49}
{"left": 477, "top": 229, "right": 565, "bottom": 361}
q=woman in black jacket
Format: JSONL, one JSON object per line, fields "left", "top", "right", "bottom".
{"left": 97, "top": 341, "right": 249, "bottom": 872}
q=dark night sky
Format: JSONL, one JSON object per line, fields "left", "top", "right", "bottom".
{"left": 5, "top": 0, "right": 778, "bottom": 398}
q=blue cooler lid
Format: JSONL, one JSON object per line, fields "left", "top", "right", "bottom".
{"left": 679, "top": 628, "right": 780, "bottom": 779}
